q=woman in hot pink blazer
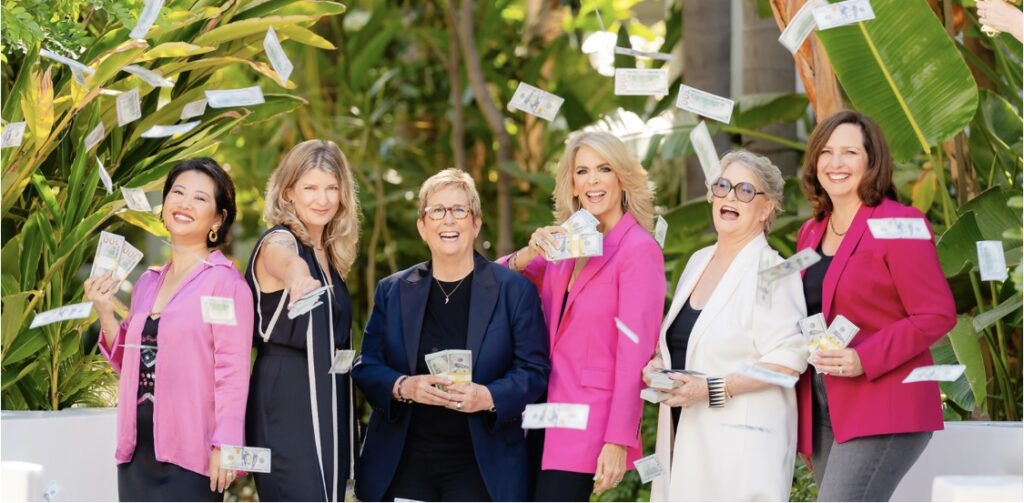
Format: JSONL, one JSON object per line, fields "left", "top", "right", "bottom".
{"left": 500, "top": 131, "right": 665, "bottom": 501}
{"left": 85, "top": 158, "right": 254, "bottom": 501}
{"left": 795, "top": 111, "right": 956, "bottom": 501}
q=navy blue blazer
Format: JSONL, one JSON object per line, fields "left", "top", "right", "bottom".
{"left": 352, "top": 253, "right": 550, "bottom": 502}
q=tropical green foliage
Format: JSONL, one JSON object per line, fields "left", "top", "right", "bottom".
{"left": 1, "top": 0, "right": 343, "bottom": 410}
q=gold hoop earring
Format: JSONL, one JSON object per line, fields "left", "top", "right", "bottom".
{"left": 208, "top": 225, "right": 219, "bottom": 243}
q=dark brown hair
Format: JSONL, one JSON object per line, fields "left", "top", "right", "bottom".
{"left": 162, "top": 157, "right": 237, "bottom": 248}
{"left": 801, "top": 110, "right": 897, "bottom": 220}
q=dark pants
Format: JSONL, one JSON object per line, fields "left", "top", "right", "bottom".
{"left": 533, "top": 469, "right": 594, "bottom": 502}
{"left": 382, "top": 440, "right": 490, "bottom": 502}
{"left": 811, "top": 374, "right": 932, "bottom": 501}
{"left": 118, "top": 401, "right": 221, "bottom": 502}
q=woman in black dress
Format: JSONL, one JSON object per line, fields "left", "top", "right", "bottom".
{"left": 244, "top": 139, "right": 361, "bottom": 501}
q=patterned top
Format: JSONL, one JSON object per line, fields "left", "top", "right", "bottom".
{"left": 137, "top": 316, "right": 159, "bottom": 403}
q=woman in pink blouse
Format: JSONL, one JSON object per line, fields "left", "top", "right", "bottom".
{"left": 85, "top": 158, "right": 254, "bottom": 501}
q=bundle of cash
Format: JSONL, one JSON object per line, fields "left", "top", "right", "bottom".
{"left": 286, "top": 285, "right": 330, "bottom": 320}
{"left": 550, "top": 209, "right": 603, "bottom": 261}
{"left": 645, "top": 370, "right": 680, "bottom": 390}
{"left": 812, "top": 0, "right": 875, "bottom": 30}
{"left": 654, "top": 215, "right": 668, "bottom": 249}
{"left": 200, "top": 296, "right": 237, "bottom": 326}
{"left": 614, "top": 68, "right": 669, "bottom": 96}
{"left": 425, "top": 349, "right": 472, "bottom": 385}
{"left": 634, "top": 454, "right": 665, "bottom": 483}
{"left": 2, "top": 122, "right": 26, "bottom": 149}
{"left": 508, "top": 82, "right": 564, "bottom": 122}
{"left": 91, "top": 231, "right": 145, "bottom": 281}
{"left": 220, "top": 445, "right": 271, "bottom": 473}
{"left": 735, "top": 362, "right": 798, "bottom": 388}
{"left": 329, "top": 349, "right": 356, "bottom": 374}
{"left": 521, "top": 403, "right": 589, "bottom": 430}
{"left": 676, "top": 85, "right": 735, "bottom": 124}
{"left": 902, "top": 364, "right": 966, "bottom": 384}
{"left": 778, "top": 0, "right": 827, "bottom": 53}
{"left": 866, "top": 218, "right": 931, "bottom": 240}
{"left": 29, "top": 302, "right": 93, "bottom": 329}
{"left": 803, "top": 314, "right": 861, "bottom": 372}
{"left": 976, "top": 240, "right": 1008, "bottom": 282}
{"left": 640, "top": 387, "right": 669, "bottom": 404}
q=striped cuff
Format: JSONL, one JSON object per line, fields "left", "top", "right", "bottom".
{"left": 707, "top": 377, "right": 727, "bottom": 408}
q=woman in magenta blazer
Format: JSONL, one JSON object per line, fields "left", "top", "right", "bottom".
{"left": 85, "top": 158, "right": 254, "bottom": 501}
{"left": 796, "top": 110, "right": 956, "bottom": 501}
{"left": 501, "top": 131, "right": 665, "bottom": 501}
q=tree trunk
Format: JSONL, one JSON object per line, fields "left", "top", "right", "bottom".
{"left": 443, "top": 3, "right": 466, "bottom": 171}
{"left": 456, "top": 0, "right": 513, "bottom": 254}
{"left": 741, "top": 0, "right": 800, "bottom": 176}
{"left": 768, "top": 0, "right": 844, "bottom": 121}
{"left": 683, "top": 0, "right": 732, "bottom": 200}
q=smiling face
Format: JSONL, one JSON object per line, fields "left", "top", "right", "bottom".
{"left": 417, "top": 185, "right": 481, "bottom": 261}
{"left": 284, "top": 168, "right": 341, "bottom": 235}
{"left": 161, "top": 170, "right": 223, "bottom": 246}
{"left": 572, "top": 145, "right": 624, "bottom": 230}
{"left": 816, "top": 123, "right": 868, "bottom": 205}
{"left": 711, "top": 162, "right": 773, "bottom": 240}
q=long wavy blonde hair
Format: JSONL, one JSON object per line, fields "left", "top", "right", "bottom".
{"left": 263, "top": 139, "right": 361, "bottom": 275}
{"left": 553, "top": 131, "right": 656, "bottom": 233}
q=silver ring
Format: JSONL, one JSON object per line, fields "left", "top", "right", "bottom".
{"left": 456, "top": 401, "right": 464, "bottom": 410}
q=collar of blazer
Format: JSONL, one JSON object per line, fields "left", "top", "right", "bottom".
{"left": 658, "top": 233, "right": 768, "bottom": 370}
{"left": 552, "top": 211, "right": 640, "bottom": 339}
{"left": 802, "top": 201, "right": 878, "bottom": 321}
{"left": 397, "top": 251, "right": 500, "bottom": 375}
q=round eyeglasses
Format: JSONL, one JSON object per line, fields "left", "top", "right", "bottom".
{"left": 710, "top": 177, "right": 765, "bottom": 203}
{"left": 423, "top": 205, "right": 472, "bottom": 220}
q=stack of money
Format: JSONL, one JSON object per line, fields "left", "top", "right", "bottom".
{"left": 640, "top": 387, "right": 669, "bottom": 404}
{"left": 645, "top": 371, "right": 680, "bottom": 390}
{"left": 521, "top": 403, "right": 589, "bottom": 430}
{"left": 801, "top": 314, "right": 860, "bottom": 371}
{"left": 91, "top": 231, "right": 144, "bottom": 282}
{"left": 425, "top": 349, "right": 472, "bottom": 385}
{"left": 287, "top": 285, "right": 330, "bottom": 319}
{"left": 550, "top": 209, "right": 603, "bottom": 261}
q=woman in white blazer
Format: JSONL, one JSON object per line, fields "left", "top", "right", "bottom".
{"left": 645, "top": 150, "right": 809, "bottom": 501}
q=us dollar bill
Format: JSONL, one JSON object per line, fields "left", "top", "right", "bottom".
{"left": 91, "top": 231, "right": 125, "bottom": 278}
{"left": 634, "top": 453, "right": 664, "bottom": 483}
{"left": 220, "top": 444, "right": 271, "bottom": 473}
{"left": 759, "top": 248, "right": 821, "bottom": 285}
{"left": 866, "top": 217, "right": 931, "bottom": 240}
{"left": 29, "top": 302, "right": 94, "bottom": 329}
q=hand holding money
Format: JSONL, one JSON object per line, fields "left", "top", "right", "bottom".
{"left": 660, "top": 373, "right": 709, "bottom": 408}
{"left": 399, "top": 374, "right": 455, "bottom": 406}
{"left": 526, "top": 225, "right": 567, "bottom": 262}
{"left": 811, "top": 348, "right": 863, "bottom": 377}
{"left": 286, "top": 272, "right": 322, "bottom": 307}
{"left": 83, "top": 272, "right": 120, "bottom": 316}
{"left": 641, "top": 355, "right": 665, "bottom": 387}
{"left": 208, "top": 447, "right": 237, "bottom": 493}
{"left": 446, "top": 382, "right": 495, "bottom": 413}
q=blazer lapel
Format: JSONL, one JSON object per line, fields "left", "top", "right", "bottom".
{"left": 822, "top": 204, "right": 875, "bottom": 320}
{"left": 399, "top": 263, "right": 431, "bottom": 374}
{"left": 467, "top": 254, "right": 499, "bottom": 370}
{"left": 658, "top": 246, "right": 715, "bottom": 369}
{"left": 560, "top": 213, "right": 638, "bottom": 327}
{"left": 685, "top": 235, "right": 766, "bottom": 368}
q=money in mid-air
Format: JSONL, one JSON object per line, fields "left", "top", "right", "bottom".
{"left": 976, "top": 240, "right": 1008, "bottom": 282}
{"left": 689, "top": 121, "right": 721, "bottom": 183}
{"left": 120, "top": 187, "right": 152, "bottom": 212}
{"left": 29, "top": 302, "right": 94, "bottom": 329}
{"left": 85, "top": 122, "right": 105, "bottom": 151}
{"left": 1, "top": 122, "right": 26, "bottom": 149}
{"left": 778, "top": 0, "right": 828, "bottom": 53}
{"left": 116, "top": 88, "right": 142, "bottom": 127}
{"left": 508, "top": 82, "right": 564, "bottom": 122}
{"left": 866, "top": 218, "right": 931, "bottom": 240}
{"left": 654, "top": 215, "right": 668, "bottom": 249}
{"left": 140, "top": 121, "right": 201, "bottom": 138}
{"left": 263, "top": 27, "right": 294, "bottom": 86}
{"left": 614, "top": 68, "right": 669, "bottom": 96}
{"left": 205, "top": 86, "right": 266, "bottom": 109}
{"left": 812, "top": 0, "right": 875, "bottom": 30}
{"left": 759, "top": 248, "right": 821, "bottom": 285}
{"left": 200, "top": 296, "right": 238, "bottom": 326}
{"left": 903, "top": 364, "right": 966, "bottom": 384}
{"left": 676, "top": 85, "right": 735, "bottom": 124}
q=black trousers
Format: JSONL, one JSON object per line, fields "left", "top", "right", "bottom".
{"left": 533, "top": 469, "right": 594, "bottom": 502}
{"left": 118, "top": 401, "right": 221, "bottom": 502}
{"left": 382, "top": 439, "right": 491, "bottom": 502}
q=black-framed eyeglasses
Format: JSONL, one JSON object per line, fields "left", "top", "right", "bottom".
{"left": 423, "top": 205, "right": 472, "bottom": 220}
{"left": 710, "top": 177, "right": 765, "bottom": 203}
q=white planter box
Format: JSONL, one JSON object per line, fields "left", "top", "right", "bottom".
{"left": 891, "top": 421, "right": 1023, "bottom": 501}
{"left": 1, "top": 408, "right": 117, "bottom": 502}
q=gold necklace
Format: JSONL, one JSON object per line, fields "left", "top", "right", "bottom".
{"left": 829, "top": 217, "right": 849, "bottom": 237}
{"left": 434, "top": 277, "right": 467, "bottom": 304}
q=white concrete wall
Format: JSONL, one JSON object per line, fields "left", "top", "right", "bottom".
{"left": 1, "top": 408, "right": 117, "bottom": 502}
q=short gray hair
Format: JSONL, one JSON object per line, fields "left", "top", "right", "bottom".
{"left": 709, "top": 150, "right": 785, "bottom": 232}
{"left": 418, "top": 168, "right": 482, "bottom": 218}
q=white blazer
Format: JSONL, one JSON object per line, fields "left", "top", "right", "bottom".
{"left": 650, "top": 234, "right": 809, "bottom": 502}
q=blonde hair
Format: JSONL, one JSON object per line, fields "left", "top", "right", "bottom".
{"left": 712, "top": 150, "right": 785, "bottom": 232}
{"left": 263, "top": 139, "right": 361, "bottom": 275}
{"left": 553, "top": 131, "right": 656, "bottom": 233}
{"left": 417, "top": 168, "right": 482, "bottom": 218}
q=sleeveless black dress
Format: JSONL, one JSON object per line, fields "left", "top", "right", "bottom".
{"left": 244, "top": 225, "right": 354, "bottom": 501}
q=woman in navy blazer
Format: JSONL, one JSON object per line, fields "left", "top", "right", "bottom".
{"left": 352, "top": 169, "right": 550, "bottom": 502}
{"left": 796, "top": 111, "right": 956, "bottom": 501}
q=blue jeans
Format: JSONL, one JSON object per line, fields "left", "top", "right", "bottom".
{"left": 811, "top": 373, "right": 932, "bottom": 501}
